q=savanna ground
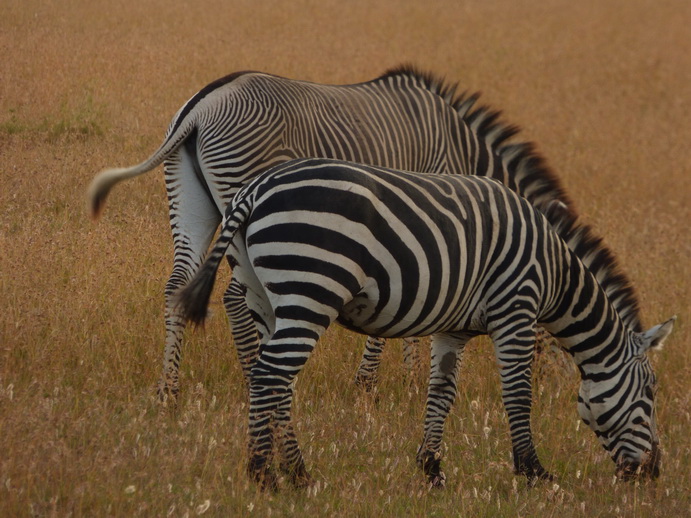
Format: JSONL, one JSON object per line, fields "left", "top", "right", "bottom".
{"left": 1, "top": 0, "right": 689, "bottom": 516}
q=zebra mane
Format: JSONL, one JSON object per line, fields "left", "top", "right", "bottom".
{"left": 538, "top": 201, "right": 643, "bottom": 332}
{"left": 383, "top": 65, "right": 642, "bottom": 332}
{"left": 381, "top": 65, "right": 573, "bottom": 210}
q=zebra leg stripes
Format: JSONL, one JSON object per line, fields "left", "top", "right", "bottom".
{"left": 223, "top": 277, "right": 259, "bottom": 384}
{"left": 416, "top": 332, "right": 470, "bottom": 488}
{"left": 158, "top": 146, "right": 221, "bottom": 403}
{"left": 354, "top": 336, "right": 421, "bottom": 390}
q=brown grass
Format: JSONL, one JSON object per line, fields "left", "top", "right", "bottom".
{"left": 1, "top": 0, "right": 689, "bottom": 516}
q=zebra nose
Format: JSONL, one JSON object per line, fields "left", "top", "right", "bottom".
{"left": 616, "top": 442, "right": 661, "bottom": 481}
{"left": 645, "top": 442, "right": 661, "bottom": 480}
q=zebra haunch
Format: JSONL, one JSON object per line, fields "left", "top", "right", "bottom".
{"left": 176, "top": 158, "right": 674, "bottom": 489}
{"left": 88, "top": 66, "right": 576, "bottom": 402}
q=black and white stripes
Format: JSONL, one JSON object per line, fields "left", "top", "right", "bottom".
{"left": 177, "top": 159, "right": 674, "bottom": 488}
{"left": 89, "top": 66, "right": 574, "bottom": 402}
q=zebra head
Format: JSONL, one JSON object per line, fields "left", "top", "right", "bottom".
{"left": 577, "top": 316, "right": 675, "bottom": 480}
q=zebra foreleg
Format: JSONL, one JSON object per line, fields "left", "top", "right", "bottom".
{"left": 223, "top": 277, "right": 259, "bottom": 385}
{"left": 417, "top": 333, "right": 468, "bottom": 488}
{"left": 490, "top": 324, "right": 553, "bottom": 484}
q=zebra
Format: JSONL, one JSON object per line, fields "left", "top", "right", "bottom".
{"left": 175, "top": 158, "right": 675, "bottom": 489}
{"left": 88, "top": 66, "right": 574, "bottom": 402}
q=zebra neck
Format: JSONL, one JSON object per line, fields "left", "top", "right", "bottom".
{"left": 541, "top": 252, "right": 629, "bottom": 378}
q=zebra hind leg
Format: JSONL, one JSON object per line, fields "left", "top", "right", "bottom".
{"left": 157, "top": 148, "right": 221, "bottom": 406}
{"left": 247, "top": 323, "right": 321, "bottom": 490}
{"left": 417, "top": 333, "right": 469, "bottom": 488}
{"left": 158, "top": 261, "right": 211, "bottom": 406}
{"left": 275, "top": 382, "right": 313, "bottom": 488}
{"left": 158, "top": 276, "right": 192, "bottom": 406}
{"left": 223, "top": 277, "right": 259, "bottom": 386}
{"left": 354, "top": 336, "right": 386, "bottom": 390}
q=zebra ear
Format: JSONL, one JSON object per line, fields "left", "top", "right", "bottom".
{"left": 640, "top": 316, "right": 676, "bottom": 353}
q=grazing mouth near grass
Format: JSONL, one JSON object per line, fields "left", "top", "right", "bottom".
{"left": 616, "top": 446, "right": 661, "bottom": 481}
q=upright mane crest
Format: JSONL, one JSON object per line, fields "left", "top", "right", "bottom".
{"left": 383, "top": 66, "right": 640, "bottom": 330}
{"left": 381, "top": 65, "right": 572, "bottom": 211}
{"left": 539, "top": 201, "right": 643, "bottom": 332}
{"left": 382, "top": 65, "right": 467, "bottom": 109}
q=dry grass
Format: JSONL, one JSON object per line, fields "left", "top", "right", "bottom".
{"left": 1, "top": 0, "right": 689, "bottom": 516}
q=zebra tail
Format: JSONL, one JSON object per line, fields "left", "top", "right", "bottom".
{"left": 175, "top": 199, "right": 252, "bottom": 326}
{"left": 87, "top": 115, "right": 198, "bottom": 219}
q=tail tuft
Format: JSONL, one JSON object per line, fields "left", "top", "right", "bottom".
{"left": 90, "top": 190, "right": 107, "bottom": 219}
{"left": 175, "top": 196, "right": 252, "bottom": 326}
{"left": 175, "top": 263, "right": 220, "bottom": 326}
{"left": 87, "top": 167, "right": 127, "bottom": 219}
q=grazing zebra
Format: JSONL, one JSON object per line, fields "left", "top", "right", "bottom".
{"left": 176, "top": 159, "right": 674, "bottom": 489}
{"left": 89, "top": 66, "right": 573, "bottom": 402}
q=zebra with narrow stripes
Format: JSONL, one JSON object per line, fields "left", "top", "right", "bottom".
{"left": 89, "top": 66, "right": 573, "bottom": 402}
{"left": 176, "top": 158, "right": 674, "bottom": 489}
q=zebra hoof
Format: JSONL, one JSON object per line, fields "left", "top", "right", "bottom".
{"left": 156, "top": 380, "right": 179, "bottom": 408}
{"left": 288, "top": 470, "right": 314, "bottom": 489}
{"left": 514, "top": 450, "right": 553, "bottom": 485}
{"left": 280, "top": 462, "right": 314, "bottom": 489}
{"left": 525, "top": 469, "right": 554, "bottom": 487}
{"left": 418, "top": 449, "right": 446, "bottom": 488}
{"left": 429, "top": 471, "right": 447, "bottom": 489}
{"left": 250, "top": 468, "right": 279, "bottom": 492}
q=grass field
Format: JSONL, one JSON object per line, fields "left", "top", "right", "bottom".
{"left": 1, "top": 0, "right": 689, "bottom": 516}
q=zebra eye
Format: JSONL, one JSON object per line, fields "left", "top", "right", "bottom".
{"left": 644, "top": 386, "right": 655, "bottom": 400}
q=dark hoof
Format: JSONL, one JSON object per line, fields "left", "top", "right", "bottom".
{"left": 248, "top": 456, "right": 279, "bottom": 491}
{"left": 514, "top": 451, "right": 552, "bottom": 485}
{"left": 288, "top": 471, "right": 314, "bottom": 489}
{"left": 156, "top": 381, "right": 179, "bottom": 408}
{"left": 429, "top": 471, "right": 446, "bottom": 489}
{"left": 250, "top": 468, "right": 278, "bottom": 492}
{"left": 418, "top": 449, "right": 446, "bottom": 488}
{"left": 525, "top": 470, "right": 554, "bottom": 487}
{"left": 281, "top": 463, "right": 314, "bottom": 489}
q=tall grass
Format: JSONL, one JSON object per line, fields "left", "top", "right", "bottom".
{"left": 1, "top": 0, "right": 689, "bottom": 516}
